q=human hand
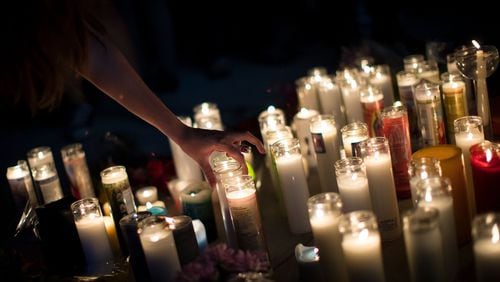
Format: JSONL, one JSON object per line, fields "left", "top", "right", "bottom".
{"left": 177, "top": 127, "right": 265, "bottom": 186}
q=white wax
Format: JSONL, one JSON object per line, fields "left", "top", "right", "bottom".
{"left": 63, "top": 153, "right": 95, "bottom": 198}
{"left": 364, "top": 153, "right": 401, "bottom": 241}
{"left": 343, "top": 136, "right": 368, "bottom": 158}
{"left": 75, "top": 216, "right": 114, "bottom": 275}
{"left": 216, "top": 169, "right": 242, "bottom": 248}
{"left": 310, "top": 212, "right": 348, "bottom": 282}
{"left": 474, "top": 239, "right": 500, "bottom": 282}
{"left": 169, "top": 139, "right": 203, "bottom": 181}
{"left": 310, "top": 124, "right": 340, "bottom": 193}
{"left": 7, "top": 165, "right": 37, "bottom": 208}
{"left": 140, "top": 227, "right": 181, "bottom": 282}
{"left": 342, "top": 232, "right": 385, "bottom": 282}
{"left": 341, "top": 87, "right": 364, "bottom": 123}
{"left": 293, "top": 109, "right": 319, "bottom": 168}
{"left": 192, "top": 219, "right": 208, "bottom": 252}
{"left": 419, "top": 197, "right": 458, "bottom": 281}
{"left": 101, "top": 168, "right": 128, "bottom": 184}
{"left": 404, "top": 224, "right": 446, "bottom": 282}
{"left": 275, "top": 154, "right": 311, "bottom": 234}
{"left": 337, "top": 174, "right": 372, "bottom": 213}
{"left": 34, "top": 169, "right": 63, "bottom": 204}
{"left": 136, "top": 187, "right": 158, "bottom": 205}
{"left": 318, "top": 83, "right": 346, "bottom": 128}
{"left": 370, "top": 73, "right": 394, "bottom": 107}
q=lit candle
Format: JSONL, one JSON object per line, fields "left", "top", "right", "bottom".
{"left": 138, "top": 216, "right": 181, "bottom": 282}
{"left": 258, "top": 106, "right": 286, "bottom": 147}
{"left": 71, "top": 198, "right": 114, "bottom": 275}
{"left": 403, "top": 54, "right": 425, "bottom": 73}
{"left": 169, "top": 116, "right": 203, "bottom": 182}
{"left": 340, "top": 122, "right": 369, "bottom": 158}
{"left": 396, "top": 71, "right": 421, "bottom": 151}
{"left": 307, "top": 193, "right": 348, "bottom": 282}
{"left": 167, "top": 178, "right": 196, "bottom": 213}
{"left": 27, "top": 146, "right": 63, "bottom": 205}
{"left": 416, "top": 60, "right": 440, "bottom": 84}
{"left": 339, "top": 211, "right": 385, "bottom": 282}
{"left": 334, "top": 158, "right": 372, "bottom": 213}
{"left": 412, "top": 145, "right": 471, "bottom": 244}
{"left": 454, "top": 116, "right": 484, "bottom": 215}
{"left": 196, "top": 116, "right": 224, "bottom": 130}
{"left": 295, "top": 77, "right": 320, "bottom": 111}
{"left": 415, "top": 177, "right": 459, "bottom": 281}
{"left": 223, "top": 175, "right": 267, "bottom": 254}
{"left": 381, "top": 104, "right": 412, "bottom": 199}
{"left": 61, "top": 143, "right": 95, "bottom": 199}
{"left": 118, "top": 212, "right": 152, "bottom": 282}
{"left": 338, "top": 78, "right": 363, "bottom": 123}
{"left": 403, "top": 207, "right": 446, "bottom": 282}
{"left": 472, "top": 213, "right": 500, "bottom": 282}
{"left": 473, "top": 41, "right": 491, "bottom": 137}
{"left": 318, "top": 77, "right": 346, "bottom": 129}
{"left": 6, "top": 160, "right": 38, "bottom": 211}
{"left": 293, "top": 108, "right": 319, "bottom": 168}
{"left": 358, "top": 137, "right": 401, "bottom": 241}
{"left": 470, "top": 141, "right": 500, "bottom": 213}
{"left": 193, "top": 102, "right": 222, "bottom": 125}
{"left": 180, "top": 181, "right": 217, "bottom": 243}
{"left": 359, "top": 85, "right": 384, "bottom": 137}
{"left": 166, "top": 216, "right": 200, "bottom": 265}
{"left": 310, "top": 115, "right": 340, "bottom": 193}
{"left": 414, "top": 82, "right": 447, "bottom": 146}
{"left": 441, "top": 72, "right": 468, "bottom": 143}
{"left": 369, "top": 64, "right": 395, "bottom": 107}
{"left": 192, "top": 219, "right": 208, "bottom": 252}
{"left": 408, "top": 157, "right": 442, "bottom": 206}
{"left": 272, "top": 138, "right": 311, "bottom": 234}
{"left": 136, "top": 186, "right": 158, "bottom": 205}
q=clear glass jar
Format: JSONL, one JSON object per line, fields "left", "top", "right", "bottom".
{"left": 61, "top": 143, "right": 95, "bottom": 199}
{"left": 340, "top": 122, "right": 369, "bottom": 158}
{"left": 471, "top": 213, "right": 500, "bottom": 282}
{"left": 334, "top": 157, "right": 371, "bottom": 212}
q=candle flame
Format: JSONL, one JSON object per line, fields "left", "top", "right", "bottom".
{"left": 359, "top": 228, "right": 369, "bottom": 240}
{"left": 351, "top": 173, "right": 358, "bottom": 181}
{"left": 486, "top": 149, "right": 493, "bottom": 162}
{"left": 467, "top": 132, "right": 474, "bottom": 140}
{"left": 142, "top": 190, "right": 152, "bottom": 197}
{"left": 201, "top": 103, "right": 210, "bottom": 113}
{"left": 146, "top": 202, "right": 153, "bottom": 209}
{"left": 492, "top": 224, "right": 499, "bottom": 243}
{"left": 472, "top": 40, "right": 481, "bottom": 49}
{"left": 267, "top": 105, "right": 276, "bottom": 113}
{"left": 150, "top": 235, "right": 161, "bottom": 243}
{"left": 424, "top": 190, "right": 433, "bottom": 202}
{"left": 299, "top": 108, "right": 309, "bottom": 115}
{"left": 420, "top": 171, "right": 429, "bottom": 179}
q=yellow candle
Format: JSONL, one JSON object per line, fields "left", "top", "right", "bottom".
{"left": 103, "top": 215, "right": 121, "bottom": 257}
{"left": 412, "top": 145, "right": 471, "bottom": 244}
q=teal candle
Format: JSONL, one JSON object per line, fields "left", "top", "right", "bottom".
{"left": 180, "top": 182, "right": 216, "bottom": 242}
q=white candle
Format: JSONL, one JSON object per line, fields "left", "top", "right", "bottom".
{"left": 33, "top": 164, "right": 64, "bottom": 204}
{"left": 61, "top": 143, "right": 95, "bottom": 199}
{"left": 258, "top": 106, "right": 286, "bottom": 147}
{"left": 339, "top": 211, "right": 385, "bottom": 282}
{"left": 416, "top": 177, "right": 459, "bottom": 281}
{"left": 403, "top": 207, "right": 446, "bottom": 282}
{"left": 307, "top": 193, "right": 348, "bottom": 282}
{"left": 335, "top": 158, "right": 372, "bottom": 213}
{"left": 359, "top": 138, "right": 401, "bottom": 241}
{"left": 192, "top": 219, "right": 208, "bottom": 252}
{"left": 100, "top": 166, "right": 137, "bottom": 222}
{"left": 341, "top": 122, "right": 369, "bottom": 158}
{"left": 296, "top": 77, "right": 321, "bottom": 111}
{"left": 339, "top": 80, "right": 364, "bottom": 123}
{"left": 310, "top": 115, "right": 340, "bottom": 193}
{"left": 369, "top": 65, "right": 395, "bottom": 107}
{"left": 136, "top": 186, "right": 158, "bottom": 205}
{"left": 6, "top": 160, "right": 38, "bottom": 209}
{"left": 293, "top": 108, "right": 319, "bottom": 168}
{"left": 71, "top": 198, "right": 114, "bottom": 275}
{"left": 408, "top": 157, "right": 442, "bottom": 207}
{"left": 318, "top": 78, "right": 346, "bottom": 129}
{"left": 472, "top": 213, "right": 500, "bottom": 282}
{"left": 139, "top": 216, "right": 181, "bottom": 282}
{"left": 272, "top": 138, "right": 311, "bottom": 234}
{"left": 193, "top": 102, "right": 222, "bottom": 124}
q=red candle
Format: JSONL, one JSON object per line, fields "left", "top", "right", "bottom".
{"left": 470, "top": 141, "right": 500, "bottom": 213}
{"left": 381, "top": 104, "right": 412, "bottom": 199}
{"left": 360, "top": 86, "right": 384, "bottom": 137}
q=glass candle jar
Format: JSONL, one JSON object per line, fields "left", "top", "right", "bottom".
{"left": 180, "top": 181, "right": 216, "bottom": 243}
{"left": 472, "top": 213, "right": 500, "bottom": 282}
{"left": 61, "top": 143, "right": 95, "bottom": 199}
{"left": 334, "top": 157, "right": 372, "bottom": 213}
{"left": 414, "top": 82, "right": 447, "bottom": 146}
{"left": 403, "top": 54, "right": 425, "bottom": 73}
{"left": 193, "top": 102, "right": 222, "bottom": 125}
{"left": 359, "top": 85, "right": 384, "bottom": 137}
{"left": 396, "top": 71, "right": 421, "bottom": 150}
{"left": 27, "top": 146, "right": 63, "bottom": 205}
{"left": 369, "top": 64, "right": 395, "bottom": 107}
{"left": 470, "top": 141, "right": 500, "bottom": 213}
{"left": 341, "top": 122, "right": 369, "bottom": 158}
{"left": 441, "top": 72, "right": 468, "bottom": 143}
{"left": 166, "top": 216, "right": 200, "bottom": 265}
{"left": 293, "top": 108, "right": 320, "bottom": 168}
{"left": 408, "top": 157, "right": 442, "bottom": 206}
{"left": 6, "top": 160, "right": 38, "bottom": 210}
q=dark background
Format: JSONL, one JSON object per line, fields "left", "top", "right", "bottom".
{"left": 1, "top": 0, "right": 500, "bottom": 279}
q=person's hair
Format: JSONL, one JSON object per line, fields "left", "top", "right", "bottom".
{"left": 0, "top": 0, "right": 103, "bottom": 114}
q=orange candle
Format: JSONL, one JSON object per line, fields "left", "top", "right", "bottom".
{"left": 412, "top": 145, "right": 471, "bottom": 244}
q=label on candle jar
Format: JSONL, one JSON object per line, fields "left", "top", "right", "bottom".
{"left": 8, "top": 177, "right": 33, "bottom": 210}
{"left": 104, "top": 179, "right": 137, "bottom": 219}
{"left": 442, "top": 87, "right": 467, "bottom": 137}
{"left": 416, "top": 99, "right": 446, "bottom": 146}
{"left": 362, "top": 100, "right": 384, "bottom": 137}
{"left": 311, "top": 133, "right": 326, "bottom": 154}
{"left": 35, "top": 175, "right": 63, "bottom": 204}
{"left": 64, "top": 157, "right": 94, "bottom": 199}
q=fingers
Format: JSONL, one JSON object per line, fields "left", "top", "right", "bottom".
{"left": 223, "top": 131, "right": 265, "bottom": 154}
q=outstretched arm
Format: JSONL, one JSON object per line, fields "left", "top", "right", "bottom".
{"left": 78, "top": 33, "right": 264, "bottom": 185}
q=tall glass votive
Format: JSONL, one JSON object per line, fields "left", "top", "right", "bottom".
{"left": 441, "top": 72, "right": 468, "bottom": 143}
{"left": 258, "top": 106, "right": 286, "bottom": 144}
{"left": 369, "top": 64, "right": 395, "bottom": 107}
{"left": 6, "top": 160, "right": 38, "bottom": 211}
{"left": 71, "top": 197, "right": 114, "bottom": 276}
{"left": 403, "top": 54, "right": 425, "bottom": 73}
{"left": 61, "top": 143, "right": 95, "bottom": 199}
{"left": 339, "top": 211, "right": 385, "bottom": 282}
{"left": 470, "top": 141, "right": 500, "bottom": 213}
{"left": 338, "top": 78, "right": 363, "bottom": 124}
{"left": 293, "top": 108, "right": 320, "bottom": 168}
{"left": 396, "top": 71, "right": 421, "bottom": 150}
{"left": 416, "top": 60, "right": 440, "bottom": 84}
{"left": 309, "top": 115, "right": 340, "bottom": 193}
{"left": 296, "top": 77, "right": 321, "bottom": 111}
{"left": 318, "top": 77, "right": 346, "bottom": 129}
{"left": 412, "top": 145, "right": 471, "bottom": 244}
{"left": 414, "top": 82, "right": 447, "bottom": 146}
{"left": 381, "top": 104, "right": 412, "bottom": 199}
{"left": 402, "top": 207, "right": 446, "bottom": 282}
{"left": 415, "top": 177, "right": 459, "bottom": 281}
{"left": 472, "top": 213, "right": 500, "bottom": 282}
{"left": 307, "top": 192, "right": 348, "bottom": 282}
{"left": 166, "top": 216, "right": 200, "bottom": 266}
{"left": 357, "top": 137, "right": 401, "bottom": 241}
{"left": 340, "top": 122, "right": 369, "bottom": 158}
{"left": 223, "top": 175, "right": 268, "bottom": 256}
{"left": 180, "top": 181, "right": 217, "bottom": 242}
{"left": 359, "top": 85, "right": 384, "bottom": 137}
{"left": 119, "top": 212, "right": 152, "bottom": 282}
{"left": 454, "top": 116, "right": 484, "bottom": 215}
{"left": 193, "top": 102, "right": 222, "bottom": 125}
{"left": 271, "top": 138, "right": 311, "bottom": 234}
{"left": 138, "top": 216, "right": 181, "bottom": 282}
{"left": 408, "top": 157, "right": 442, "bottom": 206}
{"left": 334, "top": 158, "right": 372, "bottom": 213}
{"left": 27, "top": 146, "right": 63, "bottom": 204}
